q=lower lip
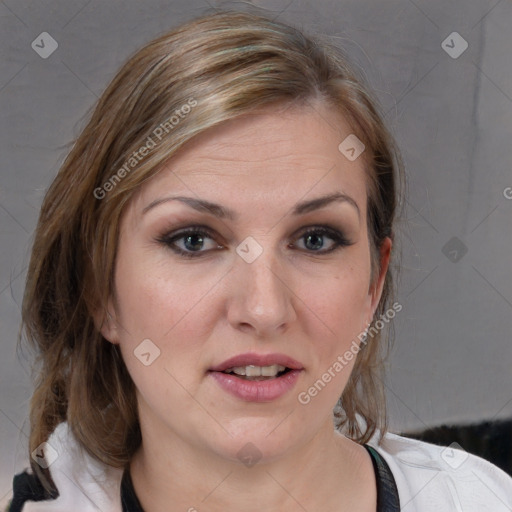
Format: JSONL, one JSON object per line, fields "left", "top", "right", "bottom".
{"left": 208, "top": 370, "right": 302, "bottom": 402}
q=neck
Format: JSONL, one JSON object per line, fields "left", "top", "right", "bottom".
{"left": 129, "top": 416, "right": 376, "bottom": 512}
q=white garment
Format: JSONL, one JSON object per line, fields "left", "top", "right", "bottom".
{"left": 19, "top": 421, "right": 512, "bottom": 511}
{"left": 371, "top": 430, "right": 512, "bottom": 511}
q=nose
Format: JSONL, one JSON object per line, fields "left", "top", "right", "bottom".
{"left": 226, "top": 246, "right": 297, "bottom": 338}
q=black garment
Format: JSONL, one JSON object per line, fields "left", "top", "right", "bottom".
{"left": 364, "top": 445, "right": 401, "bottom": 511}
{"left": 120, "top": 445, "right": 400, "bottom": 512}
{"left": 10, "top": 444, "right": 400, "bottom": 511}
{"left": 8, "top": 470, "right": 59, "bottom": 512}
{"left": 120, "top": 466, "right": 144, "bottom": 512}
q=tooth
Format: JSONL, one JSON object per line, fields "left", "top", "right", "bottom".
{"left": 227, "top": 365, "right": 286, "bottom": 377}
{"left": 261, "top": 364, "right": 284, "bottom": 376}
{"left": 245, "top": 365, "right": 261, "bottom": 377}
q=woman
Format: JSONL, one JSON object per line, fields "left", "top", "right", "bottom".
{"left": 8, "top": 9, "right": 512, "bottom": 512}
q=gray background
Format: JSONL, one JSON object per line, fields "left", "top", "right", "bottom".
{"left": 1, "top": 0, "right": 511, "bottom": 506}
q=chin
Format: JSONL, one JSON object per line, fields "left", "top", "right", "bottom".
{"left": 205, "top": 418, "right": 302, "bottom": 465}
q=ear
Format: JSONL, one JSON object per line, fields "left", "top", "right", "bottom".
{"left": 92, "top": 297, "right": 120, "bottom": 345}
{"left": 365, "top": 236, "right": 392, "bottom": 326}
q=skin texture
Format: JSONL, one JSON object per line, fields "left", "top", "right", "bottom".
{"left": 100, "top": 102, "right": 392, "bottom": 512}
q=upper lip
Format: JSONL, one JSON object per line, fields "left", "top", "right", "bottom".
{"left": 209, "top": 352, "right": 304, "bottom": 372}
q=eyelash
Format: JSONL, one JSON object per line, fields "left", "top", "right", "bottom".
{"left": 156, "top": 224, "right": 353, "bottom": 259}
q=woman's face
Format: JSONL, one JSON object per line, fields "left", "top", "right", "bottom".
{"left": 102, "top": 103, "right": 390, "bottom": 463}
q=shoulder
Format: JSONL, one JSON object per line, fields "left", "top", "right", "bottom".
{"left": 367, "top": 431, "right": 512, "bottom": 511}
{"left": 8, "top": 422, "right": 123, "bottom": 512}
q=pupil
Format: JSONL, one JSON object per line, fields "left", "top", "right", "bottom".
{"left": 305, "top": 233, "right": 323, "bottom": 250}
{"left": 184, "top": 234, "right": 204, "bottom": 251}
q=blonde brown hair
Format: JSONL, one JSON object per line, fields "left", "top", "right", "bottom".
{"left": 20, "top": 9, "right": 404, "bottom": 493}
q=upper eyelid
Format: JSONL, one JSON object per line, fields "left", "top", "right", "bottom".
{"left": 163, "top": 224, "right": 345, "bottom": 238}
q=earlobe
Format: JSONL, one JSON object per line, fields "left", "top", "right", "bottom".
{"left": 93, "top": 300, "right": 120, "bottom": 344}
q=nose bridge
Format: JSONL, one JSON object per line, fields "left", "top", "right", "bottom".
{"left": 228, "top": 240, "right": 295, "bottom": 333}
{"left": 247, "top": 252, "right": 284, "bottom": 306}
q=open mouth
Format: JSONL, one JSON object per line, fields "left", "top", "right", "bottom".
{"left": 220, "top": 364, "right": 292, "bottom": 381}
{"left": 208, "top": 360, "right": 303, "bottom": 401}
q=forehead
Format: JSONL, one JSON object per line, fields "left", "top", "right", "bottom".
{"left": 131, "top": 104, "right": 369, "bottom": 219}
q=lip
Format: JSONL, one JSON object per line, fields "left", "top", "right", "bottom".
{"left": 207, "top": 352, "right": 304, "bottom": 402}
{"left": 208, "top": 369, "right": 303, "bottom": 402}
{"left": 208, "top": 352, "right": 304, "bottom": 372}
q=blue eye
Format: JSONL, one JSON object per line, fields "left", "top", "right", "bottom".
{"left": 156, "top": 225, "right": 352, "bottom": 258}
{"left": 157, "top": 226, "right": 221, "bottom": 258}
{"left": 292, "top": 227, "right": 352, "bottom": 254}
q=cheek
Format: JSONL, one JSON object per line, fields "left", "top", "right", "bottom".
{"left": 296, "top": 264, "right": 370, "bottom": 337}
{"left": 295, "top": 271, "right": 368, "bottom": 409}
{"left": 112, "top": 252, "right": 225, "bottom": 403}
{"left": 113, "top": 249, "right": 221, "bottom": 343}
{"left": 113, "top": 260, "right": 215, "bottom": 409}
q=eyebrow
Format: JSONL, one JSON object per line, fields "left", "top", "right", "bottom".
{"left": 142, "top": 192, "right": 360, "bottom": 220}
